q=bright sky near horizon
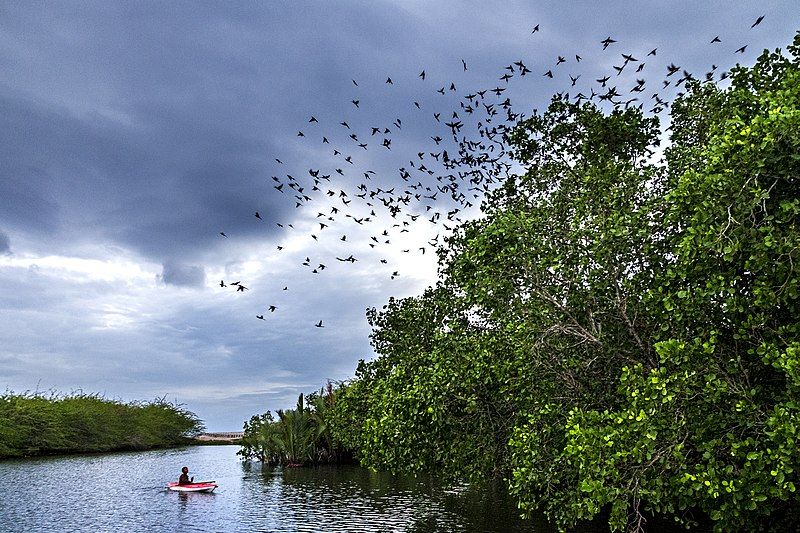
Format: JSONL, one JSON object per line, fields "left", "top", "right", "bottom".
{"left": 1, "top": 1, "right": 798, "bottom": 430}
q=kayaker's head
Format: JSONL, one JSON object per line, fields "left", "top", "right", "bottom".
{"left": 181, "top": 466, "right": 189, "bottom": 474}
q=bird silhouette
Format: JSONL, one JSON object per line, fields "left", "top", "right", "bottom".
{"left": 751, "top": 15, "right": 764, "bottom": 28}
{"left": 601, "top": 37, "right": 616, "bottom": 49}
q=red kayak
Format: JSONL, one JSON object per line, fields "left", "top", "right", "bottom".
{"left": 166, "top": 481, "right": 218, "bottom": 493}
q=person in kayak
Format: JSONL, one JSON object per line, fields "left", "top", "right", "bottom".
{"left": 178, "top": 466, "right": 194, "bottom": 485}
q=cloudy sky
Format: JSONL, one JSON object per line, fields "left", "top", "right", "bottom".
{"left": 1, "top": 1, "right": 798, "bottom": 430}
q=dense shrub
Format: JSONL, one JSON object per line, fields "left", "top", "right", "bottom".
{"left": 0, "top": 391, "right": 202, "bottom": 458}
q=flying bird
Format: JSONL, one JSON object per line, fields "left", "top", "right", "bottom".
{"left": 601, "top": 36, "right": 616, "bottom": 49}
{"left": 531, "top": 24, "right": 539, "bottom": 33}
{"left": 751, "top": 15, "right": 764, "bottom": 28}
{"left": 315, "top": 320, "right": 324, "bottom": 328}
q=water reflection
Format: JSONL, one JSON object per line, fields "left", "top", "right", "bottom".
{"left": 0, "top": 445, "right": 552, "bottom": 533}
{"left": 243, "top": 463, "right": 548, "bottom": 532}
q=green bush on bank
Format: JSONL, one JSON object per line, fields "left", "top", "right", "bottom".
{"left": 0, "top": 391, "right": 203, "bottom": 458}
{"left": 238, "top": 385, "right": 350, "bottom": 466}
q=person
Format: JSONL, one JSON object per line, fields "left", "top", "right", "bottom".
{"left": 178, "top": 466, "right": 194, "bottom": 485}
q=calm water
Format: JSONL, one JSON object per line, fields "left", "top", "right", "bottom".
{"left": 0, "top": 445, "right": 558, "bottom": 532}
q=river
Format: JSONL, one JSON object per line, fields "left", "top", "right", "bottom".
{"left": 0, "top": 445, "right": 568, "bottom": 532}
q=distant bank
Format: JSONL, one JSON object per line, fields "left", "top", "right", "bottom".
{"left": 194, "top": 432, "right": 244, "bottom": 444}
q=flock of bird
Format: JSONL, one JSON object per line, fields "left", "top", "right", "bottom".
{"left": 215, "top": 15, "right": 768, "bottom": 327}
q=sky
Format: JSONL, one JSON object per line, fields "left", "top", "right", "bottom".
{"left": 1, "top": 1, "right": 798, "bottom": 431}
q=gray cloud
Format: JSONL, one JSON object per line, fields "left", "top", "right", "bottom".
{"left": 0, "top": 230, "right": 9, "bottom": 255}
{"left": 159, "top": 261, "right": 206, "bottom": 288}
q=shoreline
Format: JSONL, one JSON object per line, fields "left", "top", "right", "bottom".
{"left": 0, "top": 439, "right": 231, "bottom": 462}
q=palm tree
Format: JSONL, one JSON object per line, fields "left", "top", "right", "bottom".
{"left": 275, "top": 394, "right": 316, "bottom": 465}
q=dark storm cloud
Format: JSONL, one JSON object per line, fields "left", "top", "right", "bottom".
{"left": 0, "top": 1, "right": 420, "bottom": 263}
{"left": 159, "top": 261, "right": 206, "bottom": 288}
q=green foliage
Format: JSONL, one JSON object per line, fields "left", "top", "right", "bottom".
{"left": 0, "top": 391, "right": 203, "bottom": 458}
{"left": 534, "top": 39, "right": 800, "bottom": 531}
{"left": 332, "top": 89, "right": 665, "bottom": 486}
{"left": 330, "top": 34, "right": 800, "bottom": 531}
{"left": 238, "top": 386, "right": 347, "bottom": 466}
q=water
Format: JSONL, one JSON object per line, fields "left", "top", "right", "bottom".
{"left": 0, "top": 445, "right": 557, "bottom": 532}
